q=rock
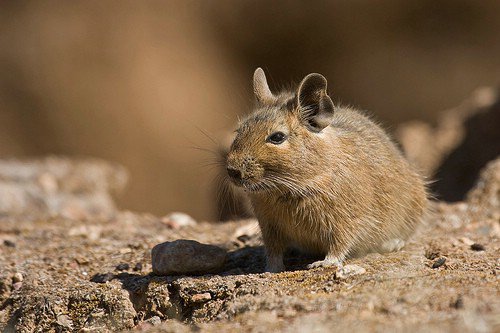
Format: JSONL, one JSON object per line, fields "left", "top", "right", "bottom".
{"left": 56, "top": 314, "right": 73, "bottom": 329}
{"left": 119, "top": 247, "right": 132, "bottom": 254}
{"left": 12, "top": 272, "right": 23, "bottom": 283}
{"left": 458, "top": 237, "right": 474, "bottom": 246}
{"left": 1, "top": 152, "right": 499, "bottom": 332}
{"left": 90, "top": 273, "right": 115, "bottom": 284}
{"left": 38, "top": 172, "right": 59, "bottom": 194}
{"left": 334, "top": 264, "right": 366, "bottom": 280}
{"left": 151, "top": 240, "right": 226, "bottom": 275}
{"left": 11, "top": 281, "right": 137, "bottom": 331}
{"left": 75, "top": 256, "right": 90, "bottom": 265}
{"left": 161, "top": 212, "right": 197, "bottom": 229}
{"left": 3, "top": 240, "right": 16, "bottom": 248}
{"left": 397, "top": 88, "right": 500, "bottom": 202}
{"left": 451, "top": 296, "right": 465, "bottom": 309}
{"left": 145, "top": 316, "right": 162, "bottom": 326}
{"left": 0, "top": 157, "right": 127, "bottom": 217}
{"left": 190, "top": 292, "right": 212, "bottom": 303}
{"left": 116, "top": 263, "right": 130, "bottom": 271}
{"left": 1, "top": 205, "right": 499, "bottom": 331}
{"left": 68, "top": 225, "right": 102, "bottom": 241}
{"left": 466, "top": 158, "right": 500, "bottom": 215}
{"left": 470, "top": 243, "right": 486, "bottom": 252}
{"left": 432, "top": 257, "right": 447, "bottom": 269}
{"left": 433, "top": 94, "right": 500, "bottom": 202}
{"left": 425, "top": 249, "right": 440, "bottom": 260}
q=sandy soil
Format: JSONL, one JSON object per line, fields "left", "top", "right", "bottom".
{"left": 0, "top": 157, "right": 498, "bottom": 332}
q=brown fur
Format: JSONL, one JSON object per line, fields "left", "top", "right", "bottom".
{"left": 226, "top": 68, "right": 427, "bottom": 272}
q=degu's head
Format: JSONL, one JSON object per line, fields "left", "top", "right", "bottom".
{"left": 226, "top": 68, "right": 336, "bottom": 194}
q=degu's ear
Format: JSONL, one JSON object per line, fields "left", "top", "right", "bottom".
{"left": 253, "top": 68, "right": 275, "bottom": 104}
{"left": 296, "top": 73, "right": 335, "bottom": 132}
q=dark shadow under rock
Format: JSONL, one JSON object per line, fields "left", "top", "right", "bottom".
{"left": 432, "top": 97, "right": 500, "bottom": 201}
{"left": 397, "top": 87, "right": 500, "bottom": 202}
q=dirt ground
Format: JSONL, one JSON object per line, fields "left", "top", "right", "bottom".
{"left": 0, "top": 156, "right": 498, "bottom": 332}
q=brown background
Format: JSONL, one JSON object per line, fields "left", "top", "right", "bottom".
{"left": 1, "top": 0, "right": 499, "bottom": 220}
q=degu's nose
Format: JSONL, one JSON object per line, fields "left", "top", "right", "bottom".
{"left": 226, "top": 166, "right": 242, "bottom": 180}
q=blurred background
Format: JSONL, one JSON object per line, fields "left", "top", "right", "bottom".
{"left": 1, "top": 0, "right": 499, "bottom": 220}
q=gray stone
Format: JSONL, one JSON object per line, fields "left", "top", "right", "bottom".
{"left": 334, "top": 264, "right": 366, "bottom": 280}
{"left": 161, "top": 212, "right": 197, "bottom": 229}
{"left": 145, "top": 316, "right": 162, "bottom": 326}
{"left": 151, "top": 240, "right": 226, "bottom": 275}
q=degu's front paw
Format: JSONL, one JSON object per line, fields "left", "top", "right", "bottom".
{"left": 307, "top": 257, "right": 343, "bottom": 270}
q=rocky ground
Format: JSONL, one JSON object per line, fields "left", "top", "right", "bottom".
{"left": 0, "top": 90, "right": 499, "bottom": 332}
{"left": 0, "top": 155, "right": 498, "bottom": 333}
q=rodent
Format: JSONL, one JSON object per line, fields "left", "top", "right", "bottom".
{"left": 226, "top": 68, "right": 428, "bottom": 272}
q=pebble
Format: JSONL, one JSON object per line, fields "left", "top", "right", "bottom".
{"left": 145, "top": 316, "right": 161, "bottom": 326}
{"left": 133, "top": 263, "right": 143, "bottom": 272}
{"left": 432, "top": 257, "right": 447, "bottom": 269}
{"left": 136, "top": 316, "right": 162, "bottom": 330}
{"left": 451, "top": 296, "right": 464, "bottom": 309}
{"left": 190, "top": 292, "right": 212, "bottom": 303}
{"left": 12, "top": 282, "right": 22, "bottom": 290}
{"left": 3, "top": 240, "right": 16, "bottom": 247}
{"left": 75, "top": 257, "right": 89, "bottom": 265}
{"left": 161, "top": 212, "right": 197, "bottom": 229}
{"left": 12, "top": 272, "right": 23, "bottom": 283}
{"left": 458, "top": 237, "right": 474, "bottom": 246}
{"left": 151, "top": 239, "right": 226, "bottom": 275}
{"left": 90, "top": 272, "right": 115, "bottom": 283}
{"left": 56, "top": 314, "right": 73, "bottom": 329}
{"left": 424, "top": 249, "right": 440, "bottom": 260}
{"left": 470, "top": 243, "right": 486, "bottom": 251}
{"left": 335, "top": 264, "right": 366, "bottom": 280}
{"left": 68, "top": 225, "right": 102, "bottom": 241}
{"left": 115, "top": 263, "right": 130, "bottom": 271}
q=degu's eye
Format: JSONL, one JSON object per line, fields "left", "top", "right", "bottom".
{"left": 266, "top": 131, "right": 287, "bottom": 145}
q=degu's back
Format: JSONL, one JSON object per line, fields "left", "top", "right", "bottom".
{"left": 328, "top": 106, "right": 428, "bottom": 256}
